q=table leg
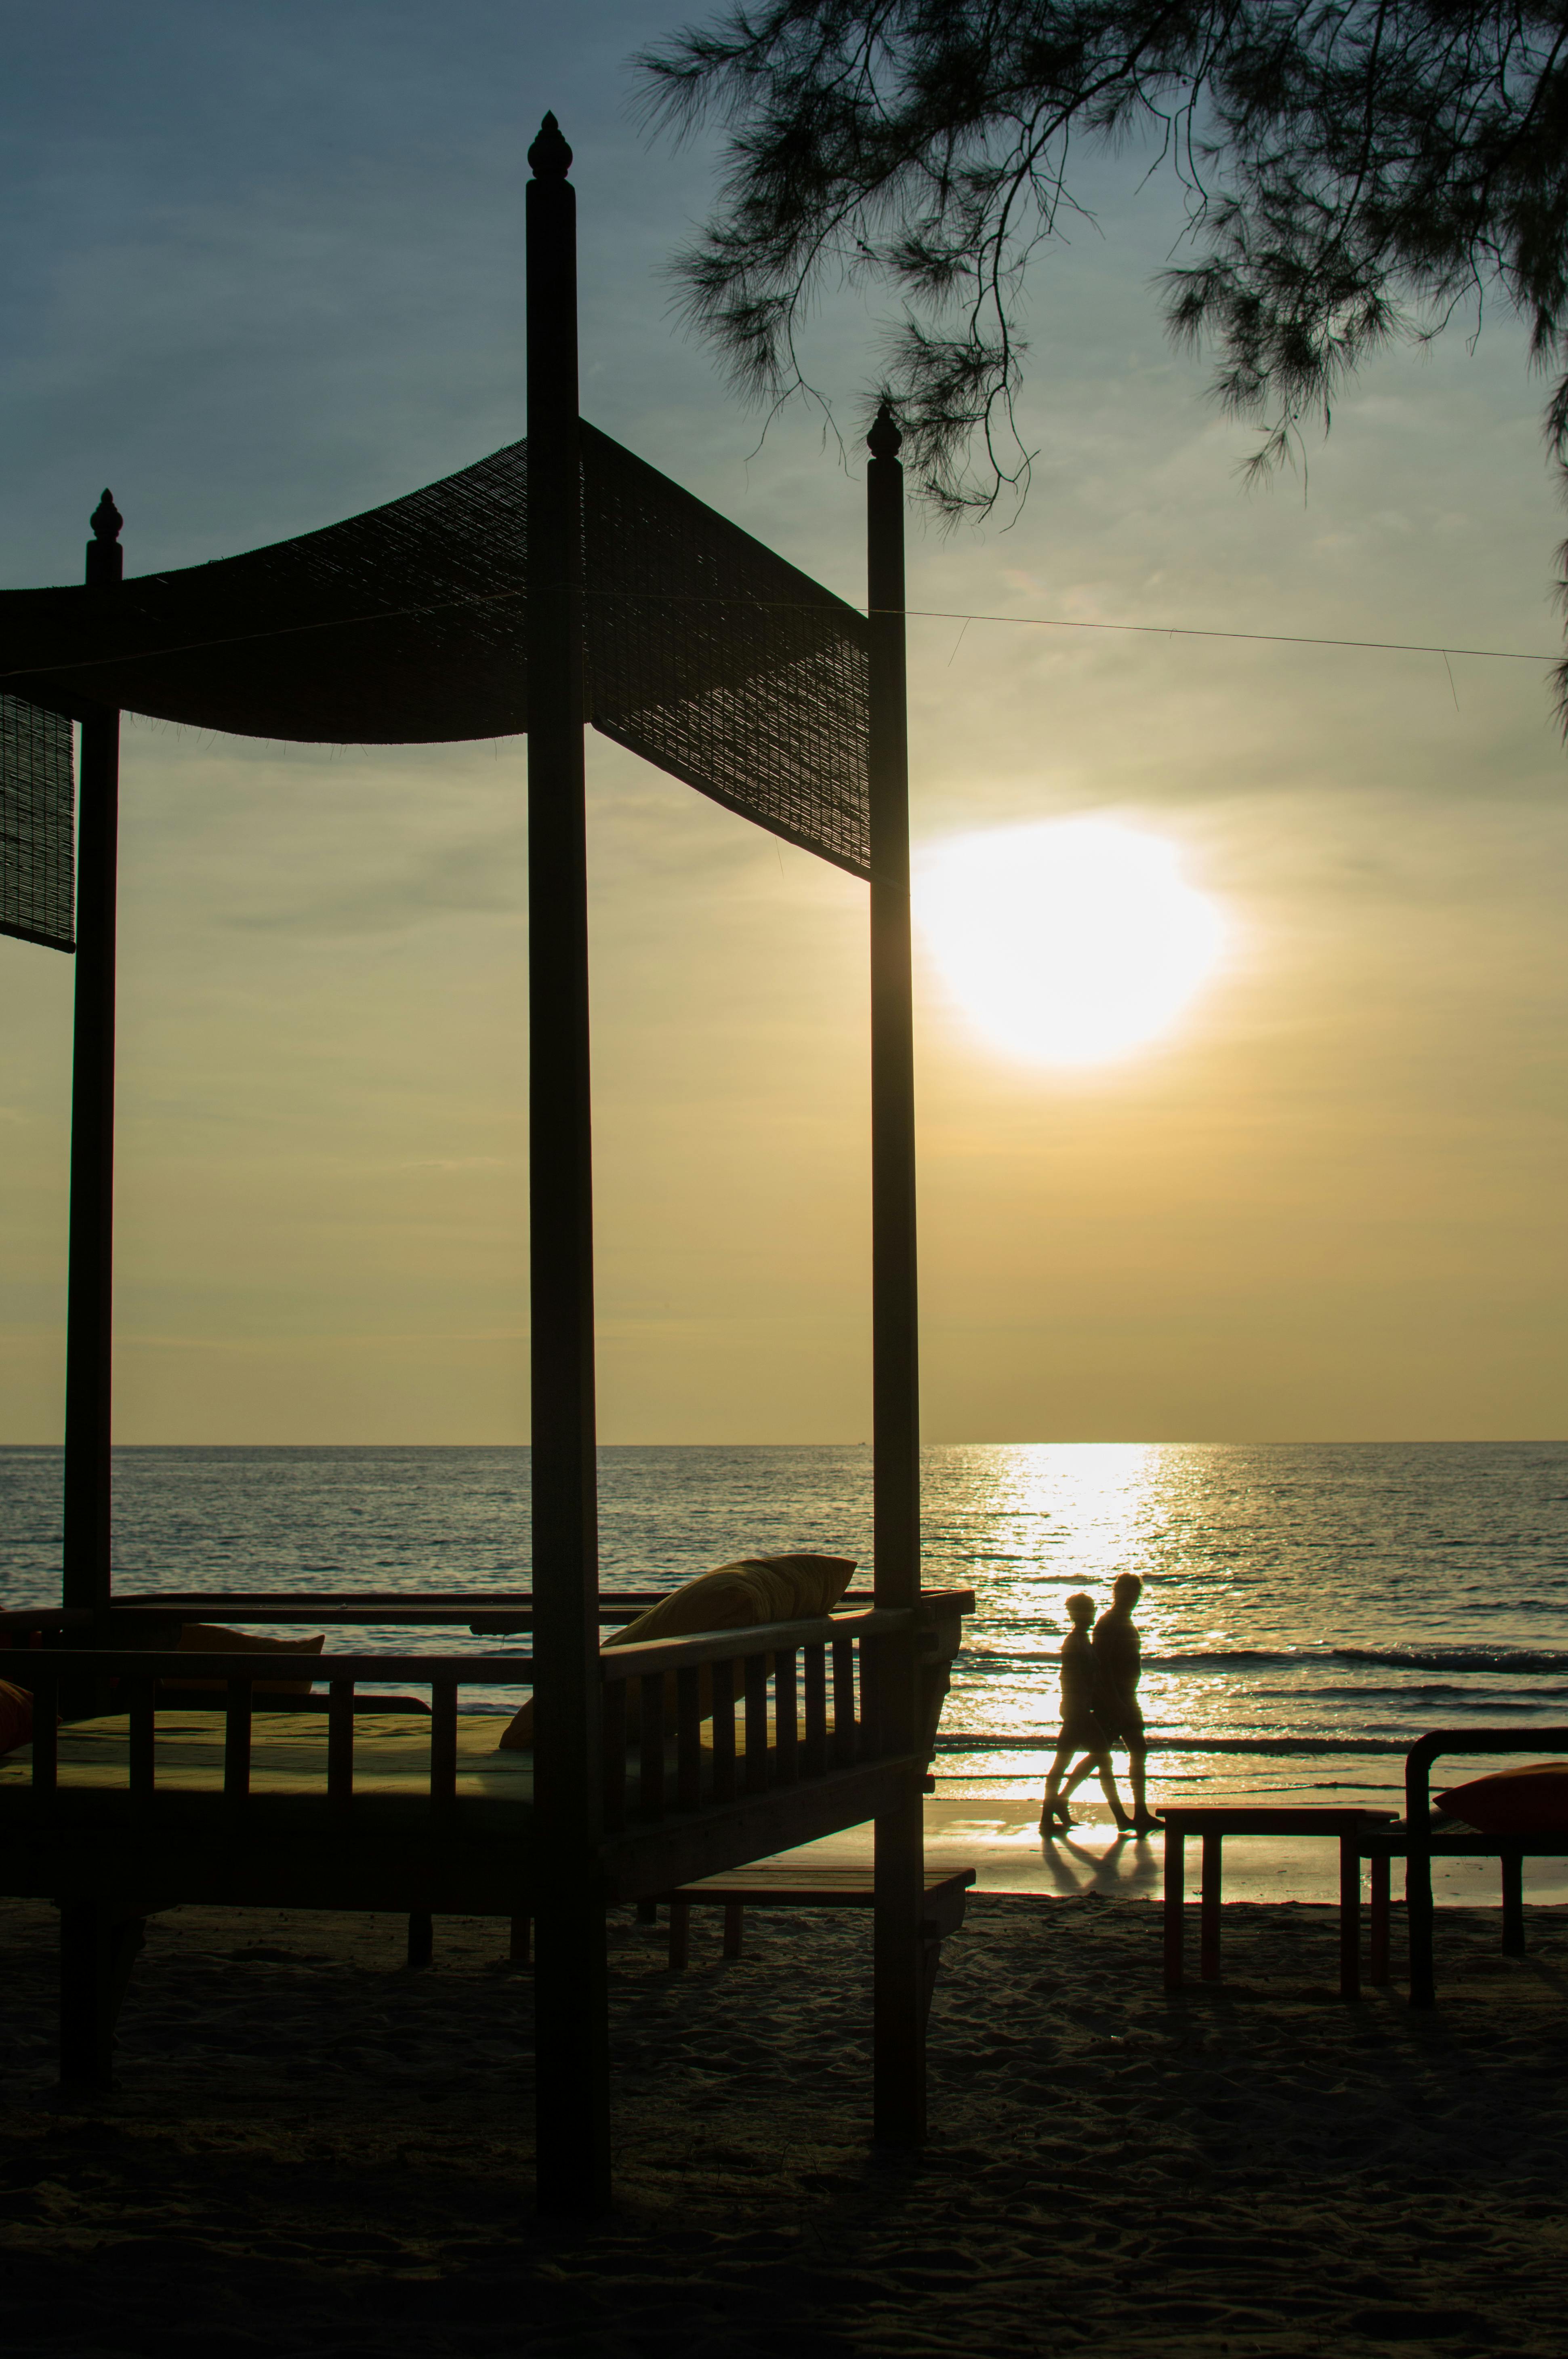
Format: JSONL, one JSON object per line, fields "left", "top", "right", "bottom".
{"left": 1501, "top": 1851, "right": 1525, "bottom": 1957}
{"left": 1200, "top": 1833, "right": 1222, "bottom": 1980}
{"left": 1369, "top": 1856, "right": 1390, "bottom": 1986}
{"left": 668, "top": 1900, "right": 689, "bottom": 1971}
{"left": 1339, "top": 1838, "right": 1361, "bottom": 1999}
{"left": 1408, "top": 1845, "right": 1436, "bottom": 2009}
{"left": 1164, "top": 1829, "right": 1185, "bottom": 1990}
{"left": 723, "top": 1902, "right": 745, "bottom": 1958}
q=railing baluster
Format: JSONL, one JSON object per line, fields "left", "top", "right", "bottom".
{"left": 676, "top": 1665, "right": 702, "bottom": 1810}
{"left": 859, "top": 1632, "right": 882, "bottom": 1759}
{"left": 802, "top": 1643, "right": 827, "bottom": 1779}
{"left": 430, "top": 1679, "right": 458, "bottom": 1812}
{"left": 744, "top": 1651, "right": 769, "bottom": 1795}
{"left": 602, "top": 1679, "right": 627, "bottom": 1832}
{"left": 774, "top": 1647, "right": 798, "bottom": 1787}
{"left": 710, "top": 1657, "right": 736, "bottom": 1803}
{"left": 224, "top": 1677, "right": 252, "bottom": 1810}
{"left": 30, "top": 1670, "right": 57, "bottom": 1814}
{"left": 639, "top": 1673, "right": 666, "bottom": 1820}
{"left": 831, "top": 1636, "right": 857, "bottom": 1764}
{"left": 129, "top": 1676, "right": 155, "bottom": 1810}
{"left": 328, "top": 1678, "right": 355, "bottom": 1812}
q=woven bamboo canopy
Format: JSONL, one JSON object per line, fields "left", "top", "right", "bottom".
{"left": 0, "top": 424, "right": 871, "bottom": 955}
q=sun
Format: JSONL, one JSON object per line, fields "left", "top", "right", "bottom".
{"left": 913, "top": 819, "right": 1227, "bottom": 1067}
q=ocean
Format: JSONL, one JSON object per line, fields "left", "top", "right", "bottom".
{"left": 4, "top": 1440, "right": 1566, "bottom": 1806}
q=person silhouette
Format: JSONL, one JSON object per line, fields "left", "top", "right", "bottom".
{"left": 1088, "top": 1571, "right": 1160, "bottom": 1834}
{"left": 1039, "top": 1593, "right": 1132, "bottom": 1835}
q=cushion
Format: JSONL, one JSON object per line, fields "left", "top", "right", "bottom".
{"left": 162, "top": 1623, "right": 326, "bottom": 1698}
{"left": 0, "top": 1679, "right": 33, "bottom": 1754}
{"left": 497, "top": 1555, "right": 855, "bottom": 1751}
{"left": 1435, "top": 1761, "right": 1568, "bottom": 1836}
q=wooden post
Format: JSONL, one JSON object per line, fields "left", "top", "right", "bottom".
{"left": 525, "top": 113, "right": 610, "bottom": 2214}
{"left": 1163, "top": 1828, "right": 1186, "bottom": 1989}
{"left": 867, "top": 404, "right": 925, "bottom": 2148}
{"left": 62, "top": 492, "right": 124, "bottom": 1637}
{"left": 1199, "top": 1832, "right": 1222, "bottom": 1978}
{"left": 1338, "top": 1834, "right": 1362, "bottom": 1999}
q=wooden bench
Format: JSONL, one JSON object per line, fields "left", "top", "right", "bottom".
{"left": 1161, "top": 1806, "right": 1398, "bottom": 1997}
{"left": 653, "top": 1862, "right": 975, "bottom": 2019}
{"left": 1364, "top": 1728, "right": 1568, "bottom": 2006}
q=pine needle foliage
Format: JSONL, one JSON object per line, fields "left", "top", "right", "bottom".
{"left": 639, "top": 2, "right": 1568, "bottom": 705}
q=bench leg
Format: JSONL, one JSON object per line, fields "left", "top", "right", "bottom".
{"left": 509, "top": 1913, "right": 532, "bottom": 1966}
{"left": 722, "top": 1902, "right": 744, "bottom": 1959}
{"left": 60, "top": 1904, "right": 145, "bottom": 2090}
{"left": 1502, "top": 1851, "right": 1525, "bottom": 1957}
{"left": 1407, "top": 1846, "right": 1436, "bottom": 2009}
{"left": 1164, "top": 1830, "right": 1185, "bottom": 1990}
{"left": 1200, "top": 1833, "right": 1222, "bottom": 1980}
{"left": 1339, "top": 1838, "right": 1361, "bottom": 1999}
{"left": 668, "top": 1900, "right": 689, "bottom": 1970}
{"left": 636, "top": 1898, "right": 658, "bottom": 1925}
{"left": 406, "top": 1912, "right": 433, "bottom": 1970}
{"left": 1369, "top": 1855, "right": 1391, "bottom": 1986}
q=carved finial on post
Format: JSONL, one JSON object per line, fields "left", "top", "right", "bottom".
{"left": 86, "top": 488, "right": 123, "bottom": 586}
{"left": 528, "top": 112, "right": 572, "bottom": 180}
{"left": 868, "top": 401, "right": 902, "bottom": 461}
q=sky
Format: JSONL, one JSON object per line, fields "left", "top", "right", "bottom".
{"left": 1, "top": 0, "right": 1564, "bottom": 1446}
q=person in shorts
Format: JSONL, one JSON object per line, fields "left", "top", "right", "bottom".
{"left": 1040, "top": 1592, "right": 1132, "bottom": 1834}
{"left": 1090, "top": 1572, "right": 1159, "bottom": 1833}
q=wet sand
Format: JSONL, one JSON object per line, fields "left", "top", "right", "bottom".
{"left": 4, "top": 1892, "right": 1566, "bottom": 2356}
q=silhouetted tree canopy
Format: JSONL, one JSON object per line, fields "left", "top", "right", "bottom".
{"left": 639, "top": 2, "right": 1568, "bottom": 535}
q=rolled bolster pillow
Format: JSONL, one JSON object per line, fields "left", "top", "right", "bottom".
{"left": 496, "top": 1554, "right": 855, "bottom": 1752}
{"left": 1436, "top": 1761, "right": 1568, "bottom": 1835}
{"left": 0, "top": 1679, "right": 35, "bottom": 1754}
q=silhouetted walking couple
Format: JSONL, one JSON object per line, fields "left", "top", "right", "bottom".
{"left": 1040, "top": 1574, "right": 1160, "bottom": 1837}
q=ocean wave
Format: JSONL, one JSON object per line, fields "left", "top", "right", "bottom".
{"left": 1137, "top": 1646, "right": 1568, "bottom": 1675}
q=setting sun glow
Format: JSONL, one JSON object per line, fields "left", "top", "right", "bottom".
{"left": 914, "top": 819, "right": 1227, "bottom": 1066}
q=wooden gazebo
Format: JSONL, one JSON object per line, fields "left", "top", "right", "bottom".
{"left": 0, "top": 118, "right": 971, "bottom": 2207}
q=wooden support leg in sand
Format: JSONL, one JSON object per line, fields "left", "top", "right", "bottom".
{"left": 1164, "top": 1827, "right": 1186, "bottom": 1989}
{"left": 59, "top": 1902, "right": 145, "bottom": 2089}
{"left": 1501, "top": 1850, "right": 1525, "bottom": 1956}
{"left": 1369, "top": 1853, "right": 1391, "bottom": 1985}
{"left": 406, "top": 1912, "right": 433, "bottom": 1970}
{"left": 1199, "top": 1833, "right": 1223, "bottom": 1979}
{"left": 1339, "top": 1837, "right": 1362, "bottom": 1999}
{"left": 1407, "top": 1841, "right": 1436, "bottom": 2008}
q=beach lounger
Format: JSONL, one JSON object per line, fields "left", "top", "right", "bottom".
{"left": 1358, "top": 1728, "right": 1568, "bottom": 2007}
{"left": 0, "top": 1593, "right": 972, "bottom": 2108}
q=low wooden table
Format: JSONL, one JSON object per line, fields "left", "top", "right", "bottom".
{"left": 654, "top": 1862, "right": 975, "bottom": 2019}
{"left": 1161, "top": 1808, "right": 1398, "bottom": 1998}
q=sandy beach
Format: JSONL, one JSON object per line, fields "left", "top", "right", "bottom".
{"left": 4, "top": 1888, "right": 1566, "bottom": 2357}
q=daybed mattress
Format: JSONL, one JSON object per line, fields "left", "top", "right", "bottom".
{"left": 0, "top": 1709, "right": 533, "bottom": 1835}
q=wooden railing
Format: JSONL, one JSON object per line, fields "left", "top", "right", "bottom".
{"left": 0, "top": 1648, "right": 531, "bottom": 1822}
{"left": 596, "top": 1598, "right": 970, "bottom": 1833}
{"left": 0, "top": 1586, "right": 973, "bottom": 1835}
{"left": 19, "top": 1589, "right": 880, "bottom": 1632}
